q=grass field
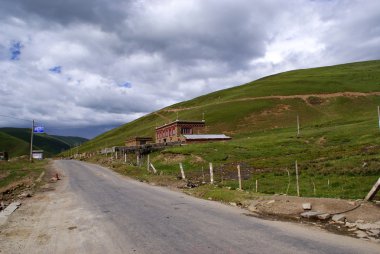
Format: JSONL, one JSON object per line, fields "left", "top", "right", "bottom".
{"left": 79, "top": 60, "right": 380, "bottom": 200}
{"left": 0, "top": 158, "right": 47, "bottom": 192}
{"left": 0, "top": 128, "right": 88, "bottom": 158}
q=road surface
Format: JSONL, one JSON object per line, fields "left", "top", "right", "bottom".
{"left": 0, "top": 160, "right": 378, "bottom": 253}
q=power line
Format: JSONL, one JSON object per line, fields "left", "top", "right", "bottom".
{"left": 0, "top": 114, "right": 31, "bottom": 122}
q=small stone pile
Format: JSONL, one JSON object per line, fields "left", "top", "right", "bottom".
{"left": 300, "top": 203, "right": 380, "bottom": 242}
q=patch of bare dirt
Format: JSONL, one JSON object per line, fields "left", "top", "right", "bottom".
{"left": 306, "top": 96, "right": 328, "bottom": 105}
{"left": 259, "top": 104, "right": 291, "bottom": 116}
{"left": 191, "top": 155, "right": 205, "bottom": 163}
{"left": 164, "top": 91, "right": 380, "bottom": 112}
{"left": 0, "top": 161, "right": 61, "bottom": 209}
{"left": 155, "top": 153, "right": 186, "bottom": 164}
{"left": 317, "top": 136, "right": 327, "bottom": 145}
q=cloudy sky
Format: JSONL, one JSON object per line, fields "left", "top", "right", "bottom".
{"left": 0, "top": 0, "right": 379, "bottom": 138}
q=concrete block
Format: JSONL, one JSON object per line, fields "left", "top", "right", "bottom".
{"left": 302, "top": 203, "right": 312, "bottom": 210}
{"left": 301, "top": 211, "right": 323, "bottom": 219}
{"left": 356, "top": 223, "right": 380, "bottom": 231}
{"left": 345, "top": 222, "right": 356, "bottom": 228}
{"left": 317, "top": 213, "right": 331, "bottom": 220}
{"left": 332, "top": 214, "right": 346, "bottom": 223}
{"left": 0, "top": 201, "right": 21, "bottom": 226}
{"left": 355, "top": 230, "right": 368, "bottom": 238}
{"left": 1, "top": 202, "right": 21, "bottom": 216}
{"left": 368, "top": 229, "right": 380, "bottom": 236}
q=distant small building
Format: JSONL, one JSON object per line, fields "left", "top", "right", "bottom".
{"left": 155, "top": 120, "right": 205, "bottom": 144}
{"left": 126, "top": 137, "right": 153, "bottom": 147}
{"left": 0, "top": 151, "right": 9, "bottom": 161}
{"left": 32, "top": 150, "right": 44, "bottom": 160}
{"left": 183, "top": 134, "right": 231, "bottom": 143}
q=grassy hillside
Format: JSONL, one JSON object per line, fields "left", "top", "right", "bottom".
{"left": 0, "top": 131, "right": 29, "bottom": 157}
{"left": 50, "top": 135, "right": 88, "bottom": 147}
{"left": 79, "top": 60, "right": 380, "bottom": 199}
{"left": 80, "top": 60, "right": 380, "bottom": 151}
{"left": 76, "top": 61, "right": 380, "bottom": 200}
{"left": 0, "top": 128, "right": 88, "bottom": 158}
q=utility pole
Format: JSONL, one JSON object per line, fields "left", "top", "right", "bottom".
{"left": 377, "top": 106, "right": 380, "bottom": 130}
{"left": 29, "top": 120, "right": 34, "bottom": 162}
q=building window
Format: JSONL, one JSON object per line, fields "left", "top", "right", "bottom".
{"left": 181, "top": 128, "right": 192, "bottom": 134}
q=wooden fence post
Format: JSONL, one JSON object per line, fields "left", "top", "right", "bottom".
{"left": 237, "top": 165, "right": 242, "bottom": 190}
{"left": 286, "top": 169, "right": 290, "bottom": 195}
{"left": 179, "top": 163, "right": 186, "bottom": 180}
{"left": 255, "top": 179, "right": 258, "bottom": 193}
{"left": 209, "top": 162, "right": 214, "bottom": 184}
{"left": 124, "top": 153, "right": 127, "bottom": 163}
{"left": 150, "top": 163, "right": 157, "bottom": 174}
{"left": 201, "top": 166, "right": 205, "bottom": 184}
{"left": 295, "top": 160, "right": 300, "bottom": 197}
{"left": 365, "top": 177, "right": 380, "bottom": 201}
{"left": 147, "top": 154, "right": 150, "bottom": 172}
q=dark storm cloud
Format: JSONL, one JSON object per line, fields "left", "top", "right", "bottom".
{"left": 0, "top": 0, "right": 128, "bottom": 29}
{"left": 123, "top": 0, "right": 277, "bottom": 70}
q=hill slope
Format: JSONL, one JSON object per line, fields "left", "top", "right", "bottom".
{"left": 50, "top": 135, "right": 88, "bottom": 147}
{"left": 0, "top": 131, "right": 30, "bottom": 157}
{"left": 79, "top": 60, "right": 380, "bottom": 199}
{"left": 80, "top": 60, "right": 380, "bottom": 151}
{"left": 78, "top": 60, "right": 380, "bottom": 199}
{"left": 0, "top": 128, "right": 88, "bottom": 158}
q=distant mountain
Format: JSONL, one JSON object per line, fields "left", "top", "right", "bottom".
{"left": 0, "top": 128, "right": 88, "bottom": 158}
{"left": 0, "top": 131, "right": 29, "bottom": 157}
{"left": 50, "top": 135, "right": 88, "bottom": 147}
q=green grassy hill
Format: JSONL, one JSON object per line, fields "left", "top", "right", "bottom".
{"left": 79, "top": 60, "right": 380, "bottom": 199}
{"left": 0, "top": 131, "right": 29, "bottom": 157}
{"left": 81, "top": 60, "right": 380, "bottom": 150}
{"left": 0, "top": 128, "right": 88, "bottom": 158}
{"left": 50, "top": 135, "right": 88, "bottom": 147}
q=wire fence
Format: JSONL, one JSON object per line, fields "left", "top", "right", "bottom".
{"left": 83, "top": 151, "right": 379, "bottom": 200}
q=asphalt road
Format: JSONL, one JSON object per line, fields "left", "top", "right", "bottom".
{"left": 38, "top": 160, "right": 380, "bottom": 253}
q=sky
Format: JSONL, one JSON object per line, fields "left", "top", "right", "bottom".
{"left": 0, "top": 0, "right": 380, "bottom": 138}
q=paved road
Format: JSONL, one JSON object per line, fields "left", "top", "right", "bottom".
{"left": 3, "top": 160, "right": 378, "bottom": 253}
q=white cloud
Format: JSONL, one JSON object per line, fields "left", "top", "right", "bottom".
{"left": 0, "top": 0, "right": 379, "bottom": 138}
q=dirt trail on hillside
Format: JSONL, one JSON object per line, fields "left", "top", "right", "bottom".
{"left": 164, "top": 92, "right": 380, "bottom": 112}
{"left": 154, "top": 112, "right": 171, "bottom": 122}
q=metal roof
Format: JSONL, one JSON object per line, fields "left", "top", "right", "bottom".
{"left": 183, "top": 134, "right": 231, "bottom": 140}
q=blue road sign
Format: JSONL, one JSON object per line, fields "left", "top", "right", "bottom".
{"left": 34, "top": 126, "right": 44, "bottom": 133}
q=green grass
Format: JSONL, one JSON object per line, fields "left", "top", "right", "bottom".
{"left": 0, "top": 131, "right": 29, "bottom": 157}
{"left": 0, "top": 158, "right": 47, "bottom": 190}
{"left": 78, "top": 60, "right": 380, "bottom": 200}
{"left": 0, "top": 128, "right": 88, "bottom": 157}
{"left": 78, "top": 60, "right": 380, "bottom": 153}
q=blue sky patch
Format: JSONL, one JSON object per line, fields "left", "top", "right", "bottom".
{"left": 49, "top": 66, "right": 62, "bottom": 74}
{"left": 9, "top": 41, "right": 23, "bottom": 60}
{"left": 121, "top": 82, "right": 132, "bottom": 88}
